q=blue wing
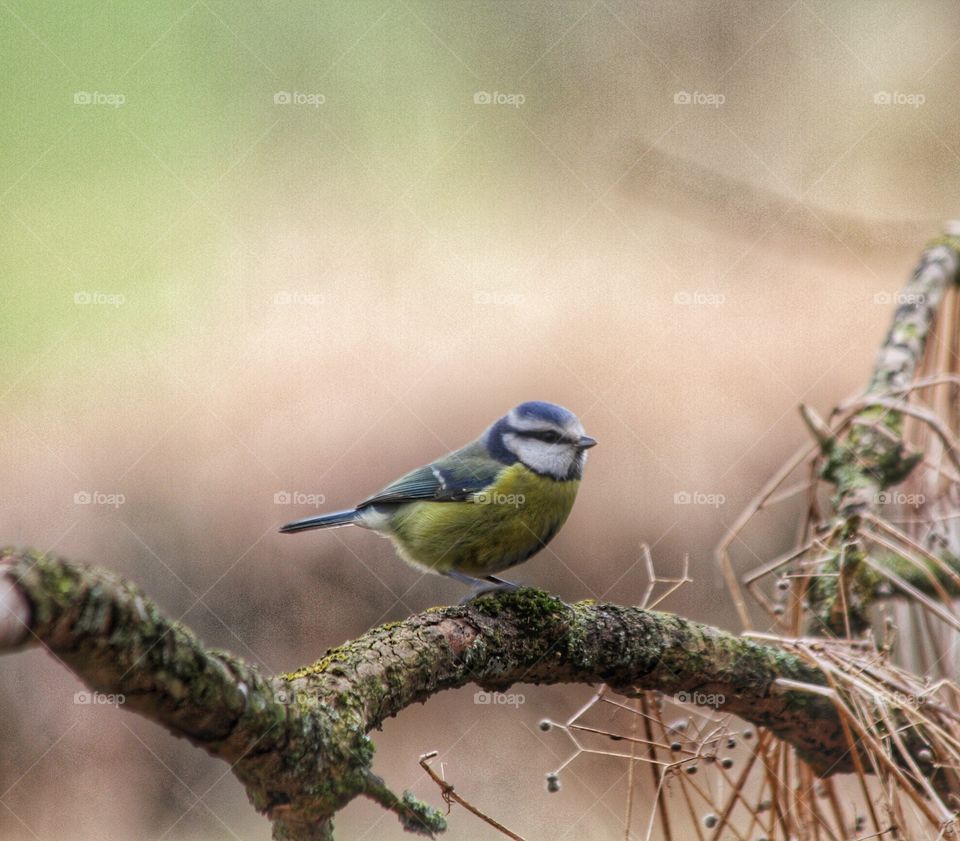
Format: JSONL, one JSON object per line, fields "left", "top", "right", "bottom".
{"left": 357, "top": 443, "right": 502, "bottom": 509}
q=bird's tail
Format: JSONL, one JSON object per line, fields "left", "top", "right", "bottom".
{"left": 279, "top": 508, "right": 359, "bottom": 533}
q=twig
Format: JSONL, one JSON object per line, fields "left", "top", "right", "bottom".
{"left": 418, "top": 752, "right": 526, "bottom": 841}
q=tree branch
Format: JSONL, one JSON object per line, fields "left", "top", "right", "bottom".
{"left": 804, "top": 227, "right": 960, "bottom": 632}
{"left": 1, "top": 548, "right": 870, "bottom": 839}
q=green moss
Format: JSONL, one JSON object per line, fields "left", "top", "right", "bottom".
{"left": 809, "top": 396, "right": 928, "bottom": 634}
{"left": 283, "top": 641, "right": 361, "bottom": 681}
{"left": 399, "top": 791, "right": 447, "bottom": 835}
{"left": 820, "top": 405, "right": 920, "bottom": 495}
{"left": 878, "top": 550, "right": 960, "bottom": 597}
{"left": 363, "top": 777, "right": 448, "bottom": 836}
{"left": 471, "top": 586, "right": 566, "bottom": 623}
{"left": 378, "top": 621, "right": 405, "bottom": 631}
{"left": 805, "top": 543, "right": 884, "bottom": 636}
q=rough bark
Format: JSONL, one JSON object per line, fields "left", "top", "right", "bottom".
{"left": 1, "top": 548, "right": 853, "bottom": 840}
{"left": 807, "top": 228, "right": 960, "bottom": 633}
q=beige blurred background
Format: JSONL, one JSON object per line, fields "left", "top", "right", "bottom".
{"left": 3, "top": 1, "right": 960, "bottom": 838}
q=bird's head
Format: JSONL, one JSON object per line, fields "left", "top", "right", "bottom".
{"left": 486, "top": 401, "right": 597, "bottom": 480}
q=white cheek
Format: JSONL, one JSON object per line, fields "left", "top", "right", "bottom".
{"left": 506, "top": 435, "right": 574, "bottom": 477}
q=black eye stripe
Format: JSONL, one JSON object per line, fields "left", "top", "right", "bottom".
{"left": 518, "top": 429, "right": 566, "bottom": 444}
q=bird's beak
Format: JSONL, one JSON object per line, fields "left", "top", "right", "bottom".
{"left": 577, "top": 435, "right": 598, "bottom": 449}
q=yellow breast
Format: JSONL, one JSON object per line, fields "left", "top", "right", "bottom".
{"left": 389, "top": 463, "right": 580, "bottom": 576}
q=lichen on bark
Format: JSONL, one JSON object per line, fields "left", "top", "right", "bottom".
{"left": 0, "top": 548, "right": 873, "bottom": 839}
{"left": 805, "top": 233, "right": 960, "bottom": 634}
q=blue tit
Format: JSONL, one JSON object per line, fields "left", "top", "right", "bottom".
{"left": 280, "top": 401, "right": 597, "bottom": 595}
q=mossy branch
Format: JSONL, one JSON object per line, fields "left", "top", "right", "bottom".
{"left": 0, "top": 548, "right": 891, "bottom": 839}
{"left": 806, "top": 228, "right": 960, "bottom": 633}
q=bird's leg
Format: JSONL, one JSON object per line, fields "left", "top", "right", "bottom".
{"left": 446, "top": 571, "right": 487, "bottom": 588}
{"left": 446, "top": 571, "right": 520, "bottom": 603}
{"left": 484, "top": 574, "right": 519, "bottom": 590}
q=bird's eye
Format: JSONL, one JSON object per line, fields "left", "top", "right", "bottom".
{"left": 540, "top": 431, "right": 561, "bottom": 444}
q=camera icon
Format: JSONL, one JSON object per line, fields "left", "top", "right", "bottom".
{"left": 473, "top": 91, "right": 492, "bottom": 105}
{"left": 873, "top": 291, "right": 892, "bottom": 305}
{"left": 876, "top": 492, "right": 891, "bottom": 504}
{"left": 673, "top": 491, "right": 692, "bottom": 505}
{"left": 73, "top": 291, "right": 92, "bottom": 305}
{"left": 873, "top": 91, "right": 891, "bottom": 105}
{"left": 73, "top": 491, "right": 92, "bottom": 505}
{"left": 274, "top": 91, "right": 292, "bottom": 105}
{"left": 274, "top": 491, "right": 292, "bottom": 505}
{"left": 474, "top": 690, "right": 492, "bottom": 704}
{"left": 74, "top": 691, "right": 92, "bottom": 704}
{"left": 673, "top": 291, "right": 691, "bottom": 305}
{"left": 73, "top": 91, "right": 92, "bottom": 105}
{"left": 673, "top": 91, "right": 691, "bottom": 105}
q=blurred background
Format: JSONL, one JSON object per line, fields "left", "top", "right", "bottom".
{"left": 2, "top": 1, "right": 960, "bottom": 838}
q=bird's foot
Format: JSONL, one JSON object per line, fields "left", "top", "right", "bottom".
{"left": 447, "top": 571, "right": 521, "bottom": 603}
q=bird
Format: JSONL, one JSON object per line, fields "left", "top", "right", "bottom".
{"left": 280, "top": 401, "right": 597, "bottom": 596}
